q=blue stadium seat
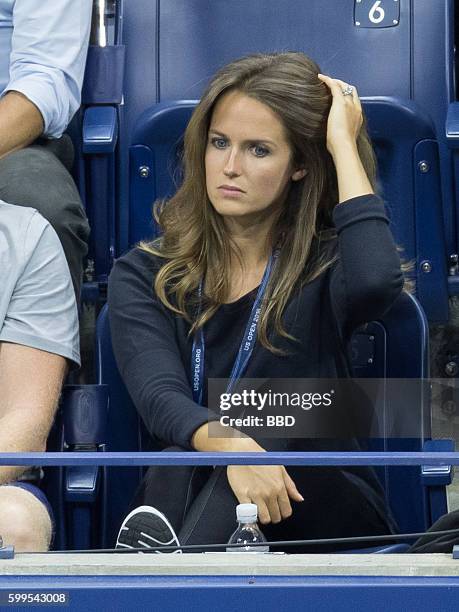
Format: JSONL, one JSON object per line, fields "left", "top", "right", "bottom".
{"left": 94, "top": 291, "right": 452, "bottom": 550}
{"left": 107, "top": 0, "right": 455, "bottom": 322}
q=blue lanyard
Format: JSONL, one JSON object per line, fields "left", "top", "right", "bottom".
{"left": 191, "top": 250, "right": 279, "bottom": 405}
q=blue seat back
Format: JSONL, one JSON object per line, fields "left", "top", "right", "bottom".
{"left": 353, "top": 292, "right": 432, "bottom": 534}
{"left": 113, "top": 0, "right": 453, "bottom": 321}
{"left": 119, "top": 1, "right": 454, "bottom": 140}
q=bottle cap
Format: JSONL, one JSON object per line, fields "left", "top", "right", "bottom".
{"left": 236, "top": 503, "right": 258, "bottom": 523}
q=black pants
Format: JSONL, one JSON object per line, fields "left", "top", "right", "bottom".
{"left": 127, "top": 445, "right": 397, "bottom": 553}
{"left": 0, "top": 136, "right": 90, "bottom": 298}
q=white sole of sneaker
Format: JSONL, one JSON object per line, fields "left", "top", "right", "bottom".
{"left": 116, "top": 505, "right": 182, "bottom": 553}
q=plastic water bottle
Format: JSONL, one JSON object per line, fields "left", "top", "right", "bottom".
{"left": 226, "top": 503, "right": 269, "bottom": 552}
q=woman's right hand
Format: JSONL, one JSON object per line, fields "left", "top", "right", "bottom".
{"left": 227, "top": 462, "right": 304, "bottom": 525}
{"left": 191, "top": 423, "right": 304, "bottom": 523}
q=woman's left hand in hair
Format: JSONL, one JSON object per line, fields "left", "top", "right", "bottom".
{"left": 317, "top": 74, "right": 363, "bottom": 160}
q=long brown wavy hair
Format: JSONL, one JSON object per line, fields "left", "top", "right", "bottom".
{"left": 140, "top": 52, "right": 379, "bottom": 353}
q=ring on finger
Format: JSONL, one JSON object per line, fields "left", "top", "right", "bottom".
{"left": 341, "top": 85, "right": 354, "bottom": 96}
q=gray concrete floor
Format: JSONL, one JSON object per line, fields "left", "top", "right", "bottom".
{"left": 0, "top": 552, "right": 458, "bottom": 576}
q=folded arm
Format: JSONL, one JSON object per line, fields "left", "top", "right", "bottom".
{"left": 0, "top": 91, "right": 43, "bottom": 159}
{"left": 316, "top": 77, "right": 404, "bottom": 334}
{"left": 0, "top": 0, "right": 92, "bottom": 155}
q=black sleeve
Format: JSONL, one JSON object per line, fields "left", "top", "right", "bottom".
{"left": 107, "top": 249, "right": 215, "bottom": 450}
{"left": 329, "top": 194, "right": 404, "bottom": 338}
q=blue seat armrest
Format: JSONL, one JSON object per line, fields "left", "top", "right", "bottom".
{"left": 61, "top": 384, "right": 109, "bottom": 548}
{"left": 62, "top": 385, "right": 109, "bottom": 447}
{"left": 64, "top": 460, "right": 105, "bottom": 548}
{"left": 65, "top": 465, "right": 99, "bottom": 503}
{"left": 62, "top": 384, "right": 107, "bottom": 506}
{"left": 83, "top": 106, "right": 118, "bottom": 154}
{"left": 421, "top": 439, "right": 454, "bottom": 486}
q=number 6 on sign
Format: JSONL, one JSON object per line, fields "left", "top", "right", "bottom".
{"left": 369, "top": 1, "right": 385, "bottom": 24}
{"left": 354, "top": 0, "right": 399, "bottom": 29}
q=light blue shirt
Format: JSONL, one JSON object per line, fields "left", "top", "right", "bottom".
{"left": 0, "top": 0, "right": 92, "bottom": 138}
{"left": 0, "top": 200, "right": 80, "bottom": 366}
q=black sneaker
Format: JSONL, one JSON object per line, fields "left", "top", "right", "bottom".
{"left": 115, "top": 505, "right": 182, "bottom": 553}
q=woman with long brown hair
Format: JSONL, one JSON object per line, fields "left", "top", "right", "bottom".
{"left": 109, "top": 52, "right": 403, "bottom": 552}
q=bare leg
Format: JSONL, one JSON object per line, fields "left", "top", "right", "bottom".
{"left": 0, "top": 486, "right": 52, "bottom": 552}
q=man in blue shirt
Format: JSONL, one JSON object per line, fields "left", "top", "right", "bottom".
{"left": 0, "top": 0, "right": 92, "bottom": 298}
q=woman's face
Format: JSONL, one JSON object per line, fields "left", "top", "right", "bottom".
{"left": 205, "top": 90, "right": 305, "bottom": 222}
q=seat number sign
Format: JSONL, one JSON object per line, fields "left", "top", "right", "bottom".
{"left": 355, "top": 0, "right": 400, "bottom": 28}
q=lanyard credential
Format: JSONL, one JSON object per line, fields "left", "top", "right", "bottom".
{"left": 191, "top": 250, "right": 279, "bottom": 405}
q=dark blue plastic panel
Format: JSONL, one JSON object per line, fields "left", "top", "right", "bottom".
{"left": 155, "top": 1, "right": 410, "bottom": 101}
{"left": 370, "top": 292, "right": 430, "bottom": 533}
{"left": 413, "top": 139, "right": 449, "bottom": 320}
{"left": 412, "top": 0, "right": 455, "bottom": 250}
{"left": 2, "top": 576, "right": 459, "bottom": 612}
{"left": 370, "top": 294, "right": 431, "bottom": 533}
{"left": 62, "top": 385, "right": 108, "bottom": 446}
{"left": 82, "top": 45, "right": 126, "bottom": 105}
{"left": 85, "top": 153, "right": 117, "bottom": 280}
{"left": 128, "top": 101, "right": 195, "bottom": 244}
{"left": 82, "top": 105, "right": 118, "bottom": 278}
